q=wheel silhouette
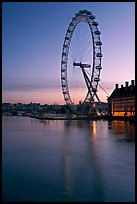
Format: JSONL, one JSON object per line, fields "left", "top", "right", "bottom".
{"left": 61, "top": 9, "right": 103, "bottom": 105}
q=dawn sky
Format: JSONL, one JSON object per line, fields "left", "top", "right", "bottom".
{"left": 2, "top": 2, "right": 135, "bottom": 104}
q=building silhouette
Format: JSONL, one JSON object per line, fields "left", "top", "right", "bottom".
{"left": 108, "top": 80, "right": 135, "bottom": 117}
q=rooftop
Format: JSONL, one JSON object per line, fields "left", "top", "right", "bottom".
{"left": 109, "top": 80, "right": 135, "bottom": 98}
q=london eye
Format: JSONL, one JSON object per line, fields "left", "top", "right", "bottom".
{"left": 61, "top": 9, "right": 103, "bottom": 106}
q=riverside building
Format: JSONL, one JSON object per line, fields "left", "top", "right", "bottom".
{"left": 108, "top": 80, "right": 135, "bottom": 117}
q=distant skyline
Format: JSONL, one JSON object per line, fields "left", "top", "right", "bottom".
{"left": 2, "top": 2, "right": 135, "bottom": 104}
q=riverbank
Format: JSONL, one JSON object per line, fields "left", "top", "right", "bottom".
{"left": 29, "top": 114, "right": 135, "bottom": 122}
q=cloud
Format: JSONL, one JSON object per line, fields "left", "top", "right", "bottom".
{"left": 2, "top": 77, "right": 119, "bottom": 97}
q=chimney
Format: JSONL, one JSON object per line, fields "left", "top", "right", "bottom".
{"left": 131, "top": 80, "right": 134, "bottom": 86}
{"left": 115, "top": 84, "right": 118, "bottom": 89}
{"left": 121, "top": 85, "right": 123, "bottom": 88}
{"left": 125, "top": 81, "right": 129, "bottom": 87}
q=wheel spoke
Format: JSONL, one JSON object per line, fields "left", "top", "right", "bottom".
{"left": 61, "top": 10, "right": 103, "bottom": 105}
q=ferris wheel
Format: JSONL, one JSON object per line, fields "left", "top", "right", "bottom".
{"left": 61, "top": 9, "right": 103, "bottom": 106}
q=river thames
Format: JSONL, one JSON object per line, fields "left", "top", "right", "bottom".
{"left": 2, "top": 116, "right": 135, "bottom": 202}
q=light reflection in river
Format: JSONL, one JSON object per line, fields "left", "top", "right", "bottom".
{"left": 2, "top": 117, "right": 135, "bottom": 202}
{"left": 107, "top": 120, "right": 135, "bottom": 142}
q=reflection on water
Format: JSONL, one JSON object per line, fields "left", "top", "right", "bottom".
{"left": 62, "top": 120, "right": 104, "bottom": 201}
{"left": 2, "top": 117, "right": 135, "bottom": 202}
{"left": 61, "top": 119, "right": 135, "bottom": 202}
{"left": 107, "top": 120, "right": 135, "bottom": 142}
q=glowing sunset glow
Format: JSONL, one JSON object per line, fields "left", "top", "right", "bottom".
{"left": 2, "top": 2, "right": 135, "bottom": 104}
{"left": 2, "top": 89, "right": 64, "bottom": 105}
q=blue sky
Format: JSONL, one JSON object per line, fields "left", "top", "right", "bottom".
{"left": 2, "top": 2, "right": 135, "bottom": 104}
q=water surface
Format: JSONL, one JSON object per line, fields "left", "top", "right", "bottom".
{"left": 2, "top": 116, "right": 135, "bottom": 202}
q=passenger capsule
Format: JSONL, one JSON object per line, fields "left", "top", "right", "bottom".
{"left": 96, "top": 53, "right": 103, "bottom": 57}
{"left": 96, "top": 65, "right": 102, "bottom": 69}
{"left": 70, "top": 22, "right": 74, "bottom": 26}
{"left": 87, "top": 11, "right": 92, "bottom": 15}
{"left": 62, "top": 84, "right": 66, "bottom": 87}
{"left": 65, "top": 37, "right": 69, "bottom": 40}
{"left": 92, "top": 88, "right": 97, "bottom": 92}
{"left": 94, "top": 30, "right": 101, "bottom": 35}
{"left": 79, "top": 10, "right": 86, "bottom": 14}
{"left": 67, "top": 29, "right": 72, "bottom": 33}
{"left": 62, "top": 61, "right": 66, "bottom": 64}
{"left": 62, "top": 52, "right": 67, "bottom": 56}
{"left": 94, "top": 77, "right": 100, "bottom": 82}
{"left": 92, "top": 21, "right": 98, "bottom": 26}
{"left": 75, "top": 13, "right": 81, "bottom": 17}
{"left": 63, "top": 44, "right": 68, "bottom": 48}
{"left": 96, "top": 41, "right": 102, "bottom": 46}
{"left": 90, "top": 15, "right": 95, "bottom": 19}
{"left": 79, "top": 9, "right": 91, "bottom": 15}
{"left": 65, "top": 97, "right": 69, "bottom": 101}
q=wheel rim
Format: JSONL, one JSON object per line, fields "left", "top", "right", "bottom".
{"left": 61, "top": 10, "right": 102, "bottom": 105}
